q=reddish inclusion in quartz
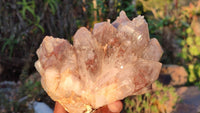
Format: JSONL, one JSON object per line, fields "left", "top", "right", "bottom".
{"left": 35, "top": 11, "right": 163, "bottom": 113}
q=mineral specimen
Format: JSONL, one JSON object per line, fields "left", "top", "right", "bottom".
{"left": 35, "top": 11, "right": 163, "bottom": 113}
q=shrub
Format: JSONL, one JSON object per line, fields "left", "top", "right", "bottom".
{"left": 178, "top": 1, "right": 200, "bottom": 84}
{"left": 124, "top": 81, "right": 178, "bottom": 113}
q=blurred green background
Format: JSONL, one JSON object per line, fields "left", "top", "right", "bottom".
{"left": 0, "top": 0, "right": 200, "bottom": 112}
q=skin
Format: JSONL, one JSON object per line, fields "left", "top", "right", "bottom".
{"left": 54, "top": 101, "right": 123, "bottom": 113}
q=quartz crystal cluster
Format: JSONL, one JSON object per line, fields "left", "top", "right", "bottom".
{"left": 35, "top": 11, "right": 163, "bottom": 113}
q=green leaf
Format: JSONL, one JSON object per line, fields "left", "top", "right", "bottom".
{"left": 137, "top": 95, "right": 142, "bottom": 102}
{"left": 180, "top": 40, "right": 186, "bottom": 46}
{"left": 151, "top": 98, "right": 156, "bottom": 103}
{"left": 49, "top": 3, "right": 56, "bottom": 14}
{"left": 188, "top": 64, "right": 197, "bottom": 82}
{"left": 186, "top": 27, "right": 192, "bottom": 34}
{"left": 163, "top": 87, "right": 168, "bottom": 92}
{"left": 125, "top": 5, "right": 134, "bottom": 12}
{"left": 186, "top": 37, "right": 193, "bottom": 45}
{"left": 21, "top": 9, "right": 26, "bottom": 19}
{"left": 189, "top": 45, "right": 200, "bottom": 56}
{"left": 155, "top": 91, "right": 160, "bottom": 95}
{"left": 125, "top": 98, "right": 131, "bottom": 104}
{"left": 159, "top": 96, "right": 168, "bottom": 104}
{"left": 155, "top": 81, "right": 162, "bottom": 89}
{"left": 145, "top": 93, "right": 151, "bottom": 97}
{"left": 151, "top": 105, "right": 158, "bottom": 113}
{"left": 26, "top": 6, "right": 35, "bottom": 17}
{"left": 195, "top": 37, "right": 200, "bottom": 46}
{"left": 136, "top": 106, "right": 142, "bottom": 112}
{"left": 1, "top": 40, "right": 9, "bottom": 53}
{"left": 143, "top": 101, "right": 149, "bottom": 109}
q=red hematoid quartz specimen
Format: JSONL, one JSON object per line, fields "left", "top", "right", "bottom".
{"left": 35, "top": 11, "right": 163, "bottom": 113}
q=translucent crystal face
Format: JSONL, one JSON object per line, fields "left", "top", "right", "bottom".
{"left": 35, "top": 11, "right": 163, "bottom": 113}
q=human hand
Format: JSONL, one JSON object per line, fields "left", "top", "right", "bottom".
{"left": 54, "top": 101, "right": 123, "bottom": 113}
{"left": 94, "top": 100, "right": 123, "bottom": 113}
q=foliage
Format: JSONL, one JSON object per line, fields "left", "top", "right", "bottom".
{"left": 0, "top": 73, "right": 43, "bottom": 113}
{"left": 0, "top": 0, "right": 75, "bottom": 81}
{"left": 139, "top": 0, "right": 200, "bottom": 85}
{"left": 118, "top": 0, "right": 136, "bottom": 18}
{"left": 44, "top": 0, "right": 60, "bottom": 15}
{"left": 17, "top": 0, "right": 58, "bottom": 33}
{"left": 0, "top": 93, "right": 31, "bottom": 113}
{"left": 17, "top": 0, "right": 44, "bottom": 32}
{"left": 179, "top": 30, "right": 200, "bottom": 83}
{"left": 82, "top": 0, "right": 136, "bottom": 29}
{"left": 124, "top": 81, "right": 178, "bottom": 113}
{"left": 17, "top": 0, "right": 36, "bottom": 19}
{"left": 0, "top": 0, "right": 60, "bottom": 58}
{"left": 139, "top": 0, "right": 172, "bottom": 19}
{"left": 137, "top": 0, "right": 186, "bottom": 64}
{"left": 1, "top": 34, "right": 21, "bottom": 57}
{"left": 178, "top": 0, "right": 200, "bottom": 83}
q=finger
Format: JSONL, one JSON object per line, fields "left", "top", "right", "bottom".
{"left": 94, "top": 105, "right": 114, "bottom": 113}
{"left": 54, "top": 102, "right": 68, "bottom": 113}
{"left": 107, "top": 101, "right": 123, "bottom": 113}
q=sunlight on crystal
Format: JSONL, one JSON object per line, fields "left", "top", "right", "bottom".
{"left": 137, "top": 35, "right": 142, "bottom": 40}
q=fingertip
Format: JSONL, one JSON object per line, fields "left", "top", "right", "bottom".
{"left": 107, "top": 101, "right": 123, "bottom": 113}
